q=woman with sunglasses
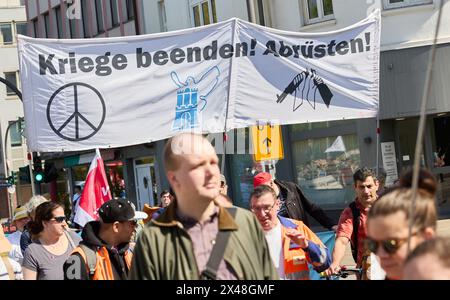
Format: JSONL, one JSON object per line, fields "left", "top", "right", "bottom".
{"left": 22, "top": 201, "right": 81, "bottom": 280}
{"left": 366, "top": 188, "right": 437, "bottom": 280}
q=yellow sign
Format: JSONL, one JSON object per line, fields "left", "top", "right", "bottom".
{"left": 251, "top": 124, "right": 284, "bottom": 162}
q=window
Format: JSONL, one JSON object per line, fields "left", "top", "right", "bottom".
{"left": 69, "top": 18, "right": 77, "bottom": 38}
{"left": 256, "top": 0, "right": 266, "bottom": 26}
{"left": 9, "top": 121, "right": 22, "bottom": 147}
{"left": 81, "top": 0, "right": 90, "bottom": 37}
{"left": 125, "top": 0, "right": 135, "bottom": 21}
{"left": 302, "top": 0, "right": 334, "bottom": 25}
{"left": 110, "top": 0, "right": 120, "bottom": 27}
{"left": 43, "top": 13, "right": 50, "bottom": 37}
{"left": 191, "top": 0, "right": 217, "bottom": 27}
{"left": 95, "top": 0, "right": 105, "bottom": 33}
{"left": 292, "top": 133, "right": 360, "bottom": 209}
{"left": 32, "top": 18, "right": 38, "bottom": 37}
{"left": 4, "top": 72, "right": 18, "bottom": 97}
{"left": 15, "top": 22, "right": 28, "bottom": 37}
{"left": 383, "top": 0, "right": 432, "bottom": 9}
{"left": 158, "top": 0, "right": 167, "bottom": 32}
{"left": 55, "top": 7, "right": 63, "bottom": 38}
{"left": 0, "top": 23, "right": 13, "bottom": 44}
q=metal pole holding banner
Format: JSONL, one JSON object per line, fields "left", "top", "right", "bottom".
{"left": 221, "top": 19, "right": 238, "bottom": 175}
{"left": 407, "top": 0, "right": 444, "bottom": 254}
{"left": 376, "top": 114, "right": 380, "bottom": 177}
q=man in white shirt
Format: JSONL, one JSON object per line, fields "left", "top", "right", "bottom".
{"left": 250, "top": 185, "right": 331, "bottom": 280}
{"left": 7, "top": 206, "right": 30, "bottom": 265}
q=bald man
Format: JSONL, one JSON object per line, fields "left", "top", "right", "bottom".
{"left": 130, "top": 133, "right": 277, "bottom": 280}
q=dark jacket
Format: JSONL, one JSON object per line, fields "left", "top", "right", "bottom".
{"left": 275, "top": 179, "right": 335, "bottom": 230}
{"left": 20, "top": 227, "right": 32, "bottom": 255}
{"left": 63, "top": 221, "right": 131, "bottom": 280}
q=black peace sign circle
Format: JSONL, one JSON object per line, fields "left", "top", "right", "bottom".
{"left": 46, "top": 82, "right": 106, "bottom": 142}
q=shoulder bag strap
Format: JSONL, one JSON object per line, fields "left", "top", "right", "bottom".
{"left": 349, "top": 202, "right": 360, "bottom": 262}
{"left": 1, "top": 256, "right": 15, "bottom": 280}
{"left": 201, "top": 207, "right": 237, "bottom": 280}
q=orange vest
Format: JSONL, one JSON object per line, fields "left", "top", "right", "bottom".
{"left": 279, "top": 217, "right": 325, "bottom": 280}
{"left": 72, "top": 246, "right": 133, "bottom": 280}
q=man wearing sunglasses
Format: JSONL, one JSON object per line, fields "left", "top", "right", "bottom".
{"left": 325, "top": 167, "right": 379, "bottom": 279}
{"left": 250, "top": 185, "right": 331, "bottom": 280}
{"left": 63, "top": 199, "right": 147, "bottom": 280}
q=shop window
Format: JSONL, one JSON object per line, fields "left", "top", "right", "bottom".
{"left": 291, "top": 120, "right": 350, "bottom": 132}
{"left": 292, "top": 134, "right": 360, "bottom": 209}
{"left": 433, "top": 115, "right": 450, "bottom": 168}
{"left": 106, "top": 161, "right": 126, "bottom": 199}
{"left": 72, "top": 165, "right": 89, "bottom": 187}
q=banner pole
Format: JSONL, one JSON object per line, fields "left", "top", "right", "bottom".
{"left": 376, "top": 113, "right": 380, "bottom": 177}
{"left": 221, "top": 19, "right": 238, "bottom": 175}
{"left": 407, "top": 0, "right": 444, "bottom": 254}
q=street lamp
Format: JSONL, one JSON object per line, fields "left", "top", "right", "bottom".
{"left": 0, "top": 76, "right": 28, "bottom": 219}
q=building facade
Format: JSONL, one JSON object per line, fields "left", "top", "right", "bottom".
{"left": 0, "top": 0, "right": 29, "bottom": 218}
{"left": 21, "top": 0, "right": 450, "bottom": 226}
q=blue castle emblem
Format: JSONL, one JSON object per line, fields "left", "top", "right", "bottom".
{"left": 173, "top": 87, "right": 199, "bottom": 130}
{"left": 171, "top": 66, "right": 220, "bottom": 131}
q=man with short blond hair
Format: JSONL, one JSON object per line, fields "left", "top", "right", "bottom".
{"left": 130, "top": 133, "right": 277, "bottom": 280}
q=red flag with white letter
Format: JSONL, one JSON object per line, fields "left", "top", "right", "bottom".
{"left": 74, "top": 148, "right": 112, "bottom": 227}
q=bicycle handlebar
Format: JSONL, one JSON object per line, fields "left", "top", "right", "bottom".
{"left": 319, "top": 266, "right": 362, "bottom": 279}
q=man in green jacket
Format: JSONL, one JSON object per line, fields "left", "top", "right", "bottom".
{"left": 130, "top": 133, "right": 278, "bottom": 280}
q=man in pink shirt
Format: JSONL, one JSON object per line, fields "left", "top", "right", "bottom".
{"left": 324, "top": 167, "right": 379, "bottom": 279}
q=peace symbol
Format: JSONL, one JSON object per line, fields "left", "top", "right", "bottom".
{"left": 46, "top": 82, "right": 106, "bottom": 141}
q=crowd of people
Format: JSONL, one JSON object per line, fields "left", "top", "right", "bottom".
{"left": 1, "top": 132, "right": 450, "bottom": 280}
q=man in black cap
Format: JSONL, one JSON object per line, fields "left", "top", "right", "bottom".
{"left": 63, "top": 199, "right": 147, "bottom": 280}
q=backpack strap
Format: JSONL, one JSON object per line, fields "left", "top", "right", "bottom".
{"left": 349, "top": 201, "right": 360, "bottom": 263}
{"left": 64, "top": 230, "right": 77, "bottom": 249}
{"left": 78, "top": 244, "right": 98, "bottom": 278}
{"left": 201, "top": 207, "right": 237, "bottom": 280}
{"left": 1, "top": 256, "right": 15, "bottom": 280}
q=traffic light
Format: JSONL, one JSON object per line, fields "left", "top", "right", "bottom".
{"left": 7, "top": 175, "right": 14, "bottom": 185}
{"left": 19, "top": 165, "right": 31, "bottom": 184}
{"left": 44, "top": 162, "right": 58, "bottom": 183}
{"left": 33, "top": 156, "right": 44, "bottom": 183}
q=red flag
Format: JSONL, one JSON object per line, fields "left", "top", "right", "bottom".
{"left": 74, "top": 149, "right": 112, "bottom": 227}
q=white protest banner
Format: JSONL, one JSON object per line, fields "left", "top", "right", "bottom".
{"left": 18, "top": 11, "right": 380, "bottom": 152}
